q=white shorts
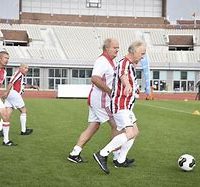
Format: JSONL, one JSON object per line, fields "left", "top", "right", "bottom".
{"left": 88, "top": 105, "right": 113, "bottom": 124}
{"left": 4, "top": 90, "right": 25, "bottom": 109}
{"left": 113, "top": 109, "right": 137, "bottom": 131}
{"left": 0, "top": 99, "right": 5, "bottom": 109}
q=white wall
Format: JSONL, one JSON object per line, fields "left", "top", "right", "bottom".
{"left": 57, "top": 84, "right": 92, "bottom": 98}
{"left": 0, "top": 0, "right": 19, "bottom": 20}
{"left": 22, "top": 0, "right": 162, "bottom": 17}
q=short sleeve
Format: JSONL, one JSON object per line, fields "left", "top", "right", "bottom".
{"left": 118, "top": 59, "right": 129, "bottom": 77}
{"left": 92, "top": 57, "right": 108, "bottom": 77}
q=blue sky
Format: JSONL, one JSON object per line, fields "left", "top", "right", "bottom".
{"left": 167, "top": 0, "right": 200, "bottom": 21}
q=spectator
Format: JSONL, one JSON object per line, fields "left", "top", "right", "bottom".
{"left": 195, "top": 80, "right": 200, "bottom": 100}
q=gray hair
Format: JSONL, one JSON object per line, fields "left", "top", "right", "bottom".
{"left": 0, "top": 51, "right": 9, "bottom": 57}
{"left": 102, "top": 38, "right": 117, "bottom": 51}
{"left": 128, "top": 40, "right": 146, "bottom": 54}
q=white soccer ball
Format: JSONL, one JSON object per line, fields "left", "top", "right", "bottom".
{"left": 178, "top": 154, "right": 196, "bottom": 171}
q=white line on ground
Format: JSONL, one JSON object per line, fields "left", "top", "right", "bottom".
{"left": 138, "top": 103, "right": 193, "bottom": 115}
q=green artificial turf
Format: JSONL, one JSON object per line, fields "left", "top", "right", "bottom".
{"left": 0, "top": 99, "right": 199, "bottom": 187}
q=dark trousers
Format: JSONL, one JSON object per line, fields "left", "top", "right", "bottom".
{"left": 195, "top": 92, "right": 200, "bottom": 100}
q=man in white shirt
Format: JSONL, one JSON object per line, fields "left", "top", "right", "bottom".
{"left": 1, "top": 64, "right": 39, "bottom": 139}
{"left": 68, "top": 38, "right": 120, "bottom": 163}
{"left": 0, "top": 51, "right": 17, "bottom": 146}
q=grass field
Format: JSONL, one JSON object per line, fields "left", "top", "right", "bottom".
{"left": 0, "top": 99, "right": 199, "bottom": 187}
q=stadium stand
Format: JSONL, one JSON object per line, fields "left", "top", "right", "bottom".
{"left": 0, "top": 0, "right": 200, "bottom": 97}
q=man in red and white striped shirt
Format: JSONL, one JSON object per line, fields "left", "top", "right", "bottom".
{"left": 0, "top": 51, "right": 17, "bottom": 146}
{"left": 93, "top": 41, "right": 146, "bottom": 174}
{"left": 2, "top": 64, "right": 39, "bottom": 136}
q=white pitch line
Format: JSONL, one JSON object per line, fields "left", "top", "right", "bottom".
{"left": 138, "top": 103, "right": 193, "bottom": 115}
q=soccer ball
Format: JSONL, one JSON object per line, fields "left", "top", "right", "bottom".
{"left": 178, "top": 154, "right": 196, "bottom": 171}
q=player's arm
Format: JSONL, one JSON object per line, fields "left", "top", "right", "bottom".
{"left": 25, "top": 84, "right": 39, "bottom": 90}
{"left": 91, "top": 75, "right": 111, "bottom": 95}
{"left": 120, "top": 74, "right": 132, "bottom": 96}
{"left": 1, "top": 82, "right": 13, "bottom": 101}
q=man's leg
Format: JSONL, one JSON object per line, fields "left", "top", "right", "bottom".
{"left": 108, "top": 118, "right": 134, "bottom": 164}
{"left": 116, "top": 125, "right": 139, "bottom": 165}
{"left": 0, "top": 118, "right": 3, "bottom": 137}
{"left": 18, "top": 107, "right": 33, "bottom": 135}
{"left": 93, "top": 133, "right": 128, "bottom": 174}
{"left": 1, "top": 107, "right": 16, "bottom": 146}
{"left": 108, "top": 118, "right": 123, "bottom": 161}
{"left": 108, "top": 118, "right": 120, "bottom": 138}
{"left": 93, "top": 125, "right": 139, "bottom": 173}
{"left": 68, "top": 122, "right": 100, "bottom": 163}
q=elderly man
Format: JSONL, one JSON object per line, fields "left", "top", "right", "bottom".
{"left": 67, "top": 38, "right": 120, "bottom": 163}
{"left": 93, "top": 41, "right": 146, "bottom": 174}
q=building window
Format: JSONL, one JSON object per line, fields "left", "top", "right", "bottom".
{"left": 86, "top": 0, "right": 101, "bottom": 8}
{"left": 48, "top": 68, "right": 69, "bottom": 89}
{"left": 160, "top": 80, "right": 166, "bottom": 91}
{"left": 6, "top": 67, "right": 13, "bottom": 76}
{"left": 173, "top": 71, "right": 194, "bottom": 92}
{"left": 153, "top": 70, "right": 160, "bottom": 79}
{"left": 26, "top": 67, "right": 40, "bottom": 87}
{"left": 188, "top": 81, "right": 194, "bottom": 91}
{"left": 72, "top": 70, "right": 78, "bottom": 78}
{"left": 151, "top": 70, "right": 159, "bottom": 90}
{"left": 4, "top": 67, "right": 13, "bottom": 87}
{"left": 71, "top": 69, "right": 92, "bottom": 85}
{"left": 150, "top": 71, "right": 167, "bottom": 91}
{"left": 181, "top": 81, "right": 187, "bottom": 91}
{"left": 181, "top": 71, "right": 187, "bottom": 80}
{"left": 136, "top": 70, "right": 142, "bottom": 89}
{"left": 49, "top": 69, "right": 54, "bottom": 77}
{"left": 136, "top": 70, "right": 142, "bottom": 79}
{"left": 173, "top": 81, "right": 180, "bottom": 91}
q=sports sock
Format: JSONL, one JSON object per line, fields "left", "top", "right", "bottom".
{"left": 100, "top": 133, "right": 128, "bottom": 157}
{"left": 70, "top": 145, "right": 82, "bottom": 156}
{"left": 117, "top": 138, "right": 134, "bottom": 163}
{"left": 20, "top": 113, "right": 27, "bottom": 132}
{"left": 0, "top": 119, "right": 3, "bottom": 131}
{"left": 113, "top": 149, "right": 120, "bottom": 160}
{"left": 3, "top": 121, "right": 10, "bottom": 143}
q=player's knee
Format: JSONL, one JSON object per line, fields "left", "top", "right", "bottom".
{"left": 1, "top": 111, "right": 9, "bottom": 121}
{"left": 126, "top": 127, "right": 139, "bottom": 139}
{"left": 20, "top": 107, "right": 27, "bottom": 113}
{"left": 135, "top": 128, "right": 139, "bottom": 137}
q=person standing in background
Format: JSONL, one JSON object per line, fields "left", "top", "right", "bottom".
{"left": 195, "top": 80, "right": 200, "bottom": 100}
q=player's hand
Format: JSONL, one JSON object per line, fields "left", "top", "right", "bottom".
{"left": 33, "top": 85, "right": 39, "bottom": 91}
{"left": 36, "top": 86, "right": 40, "bottom": 91}
{"left": 124, "top": 84, "right": 132, "bottom": 96}
{"left": 1, "top": 94, "right": 7, "bottom": 102}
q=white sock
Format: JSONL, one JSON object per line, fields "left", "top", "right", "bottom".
{"left": 100, "top": 133, "right": 128, "bottom": 157}
{"left": 113, "top": 149, "right": 120, "bottom": 160}
{"left": 70, "top": 145, "right": 82, "bottom": 156}
{"left": 20, "top": 113, "right": 27, "bottom": 132}
{"left": 0, "top": 119, "right": 3, "bottom": 131}
{"left": 118, "top": 138, "right": 134, "bottom": 163}
{"left": 3, "top": 121, "right": 10, "bottom": 143}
